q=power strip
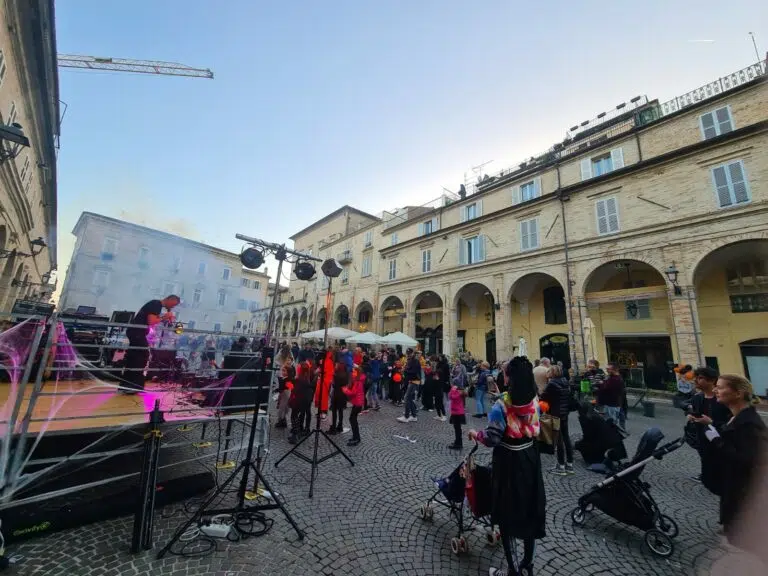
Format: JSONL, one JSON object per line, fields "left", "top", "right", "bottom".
{"left": 200, "top": 523, "right": 231, "bottom": 538}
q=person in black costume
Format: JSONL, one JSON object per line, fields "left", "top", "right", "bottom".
{"left": 123, "top": 295, "right": 179, "bottom": 392}
{"left": 700, "top": 373, "right": 767, "bottom": 549}
{"left": 469, "top": 357, "right": 546, "bottom": 576}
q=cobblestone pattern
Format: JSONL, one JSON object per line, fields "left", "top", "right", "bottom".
{"left": 8, "top": 402, "right": 761, "bottom": 575}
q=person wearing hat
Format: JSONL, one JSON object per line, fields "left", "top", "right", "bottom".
{"left": 469, "top": 357, "right": 546, "bottom": 576}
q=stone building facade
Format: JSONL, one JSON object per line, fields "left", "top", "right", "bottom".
{"left": 0, "top": 0, "right": 58, "bottom": 311}
{"left": 278, "top": 61, "right": 768, "bottom": 394}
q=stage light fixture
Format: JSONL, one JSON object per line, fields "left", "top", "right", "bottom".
{"left": 295, "top": 261, "right": 316, "bottom": 281}
{"left": 240, "top": 247, "right": 264, "bottom": 269}
{"left": 320, "top": 258, "right": 343, "bottom": 278}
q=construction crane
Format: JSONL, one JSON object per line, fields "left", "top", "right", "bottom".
{"left": 57, "top": 54, "right": 213, "bottom": 79}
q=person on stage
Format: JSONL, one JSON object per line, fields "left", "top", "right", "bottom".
{"left": 123, "top": 295, "right": 180, "bottom": 392}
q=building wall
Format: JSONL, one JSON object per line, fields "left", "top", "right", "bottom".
{"left": 60, "top": 214, "right": 243, "bottom": 332}
{"left": 0, "top": 1, "right": 58, "bottom": 312}
{"left": 277, "top": 67, "right": 768, "bottom": 383}
{"left": 235, "top": 268, "right": 269, "bottom": 333}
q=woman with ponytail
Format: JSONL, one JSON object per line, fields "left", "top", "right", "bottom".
{"left": 469, "top": 357, "right": 546, "bottom": 576}
{"left": 700, "top": 374, "right": 767, "bottom": 548}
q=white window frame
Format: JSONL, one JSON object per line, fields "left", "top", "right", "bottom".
{"left": 7, "top": 101, "right": 17, "bottom": 127}
{"left": 222, "top": 267, "right": 231, "bottom": 281}
{"left": 390, "top": 232, "right": 398, "bottom": 246}
{"left": 341, "top": 266, "right": 349, "bottom": 284}
{"left": 364, "top": 230, "right": 373, "bottom": 247}
{"left": 459, "top": 235, "right": 486, "bottom": 265}
{"left": 580, "top": 147, "right": 624, "bottom": 180}
{"left": 171, "top": 255, "right": 182, "bottom": 272}
{"left": 418, "top": 217, "right": 439, "bottom": 236}
{"left": 241, "top": 277, "right": 250, "bottom": 288}
{"left": 519, "top": 218, "right": 539, "bottom": 252}
{"left": 238, "top": 298, "right": 247, "bottom": 310}
{"left": 19, "top": 154, "right": 30, "bottom": 182}
{"left": 198, "top": 261, "right": 207, "bottom": 275}
{"left": 699, "top": 105, "right": 734, "bottom": 140}
{"left": 187, "top": 320, "right": 196, "bottom": 330}
{"left": 460, "top": 201, "right": 482, "bottom": 223}
{"left": 102, "top": 237, "right": 118, "bottom": 256}
{"left": 361, "top": 255, "right": 372, "bottom": 278}
{"left": 217, "top": 289, "right": 227, "bottom": 307}
{"left": 595, "top": 196, "right": 620, "bottom": 235}
{"left": 214, "top": 323, "right": 222, "bottom": 332}
{"left": 254, "top": 280, "right": 261, "bottom": 290}
{"left": 422, "top": 249, "right": 432, "bottom": 273}
{"left": 513, "top": 177, "right": 542, "bottom": 204}
{"left": 138, "top": 246, "right": 150, "bottom": 264}
{"left": 193, "top": 288, "right": 203, "bottom": 304}
{"left": 92, "top": 270, "right": 110, "bottom": 288}
{"left": 388, "top": 258, "right": 397, "bottom": 280}
{"left": 711, "top": 160, "right": 751, "bottom": 209}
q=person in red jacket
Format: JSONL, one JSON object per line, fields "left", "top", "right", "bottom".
{"left": 343, "top": 365, "right": 365, "bottom": 446}
{"left": 314, "top": 346, "right": 335, "bottom": 419}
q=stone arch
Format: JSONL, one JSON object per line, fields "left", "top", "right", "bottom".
{"left": 354, "top": 300, "right": 374, "bottom": 328}
{"left": 299, "top": 306, "right": 308, "bottom": 331}
{"left": 690, "top": 232, "right": 768, "bottom": 287}
{"left": 453, "top": 282, "right": 496, "bottom": 363}
{"left": 582, "top": 257, "right": 667, "bottom": 297}
{"left": 579, "top": 253, "right": 668, "bottom": 298}
{"left": 317, "top": 307, "right": 328, "bottom": 329}
{"left": 452, "top": 280, "right": 495, "bottom": 309}
{"left": 334, "top": 304, "right": 350, "bottom": 326}
{"left": 290, "top": 308, "right": 299, "bottom": 334}
{"left": 413, "top": 290, "right": 444, "bottom": 354}
{"left": 380, "top": 295, "right": 405, "bottom": 334}
{"left": 506, "top": 270, "right": 566, "bottom": 303}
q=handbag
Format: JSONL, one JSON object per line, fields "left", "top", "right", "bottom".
{"left": 538, "top": 414, "right": 556, "bottom": 454}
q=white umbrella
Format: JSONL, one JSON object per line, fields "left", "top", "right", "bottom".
{"left": 380, "top": 331, "right": 418, "bottom": 347}
{"left": 346, "top": 331, "right": 382, "bottom": 345}
{"left": 300, "top": 327, "right": 358, "bottom": 341}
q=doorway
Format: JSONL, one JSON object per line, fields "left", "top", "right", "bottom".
{"left": 540, "top": 333, "right": 570, "bottom": 372}
{"left": 485, "top": 329, "right": 496, "bottom": 365}
{"left": 605, "top": 336, "right": 673, "bottom": 390}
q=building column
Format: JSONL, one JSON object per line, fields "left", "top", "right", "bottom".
{"left": 376, "top": 313, "right": 384, "bottom": 336}
{"left": 493, "top": 275, "right": 510, "bottom": 361}
{"left": 568, "top": 297, "right": 588, "bottom": 372}
{"left": 403, "top": 311, "right": 414, "bottom": 338}
{"left": 443, "top": 307, "right": 456, "bottom": 356}
{"left": 669, "top": 286, "right": 705, "bottom": 365}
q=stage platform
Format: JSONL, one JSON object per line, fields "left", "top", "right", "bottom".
{"left": 1, "top": 380, "right": 227, "bottom": 436}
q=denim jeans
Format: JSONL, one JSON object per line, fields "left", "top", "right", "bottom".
{"left": 475, "top": 388, "right": 486, "bottom": 415}
{"left": 404, "top": 383, "right": 420, "bottom": 418}
{"left": 603, "top": 405, "right": 621, "bottom": 425}
{"left": 366, "top": 379, "right": 380, "bottom": 409}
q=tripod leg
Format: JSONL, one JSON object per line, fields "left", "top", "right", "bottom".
{"left": 308, "top": 422, "right": 322, "bottom": 498}
{"left": 273, "top": 428, "right": 314, "bottom": 467}
{"left": 251, "top": 469, "right": 305, "bottom": 540}
{"left": 156, "top": 460, "right": 245, "bottom": 559}
{"left": 319, "top": 429, "right": 355, "bottom": 466}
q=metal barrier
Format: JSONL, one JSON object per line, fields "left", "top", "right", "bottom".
{"left": 0, "top": 311, "right": 273, "bottom": 549}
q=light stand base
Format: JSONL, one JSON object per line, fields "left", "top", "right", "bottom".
{"left": 274, "top": 419, "right": 355, "bottom": 498}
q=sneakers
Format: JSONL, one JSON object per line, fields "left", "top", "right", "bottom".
{"left": 347, "top": 438, "right": 360, "bottom": 446}
{"left": 408, "top": 416, "right": 418, "bottom": 422}
{"left": 361, "top": 409, "right": 370, "bottom": 415}
{"left": 565, "top": 463, "right": 575, "bottom": 475}
{"left": 448, "top": 443, "right": 463, "bottom": 450}
{"left": 550, "top": 465, "right": 568, "bottom": 476}
{"left": 397, "top": 416, "right": 410, "bottom": 423}
{"left": 691, "top": 474, "right": 702, "bottom": 483}
{"left": 434, "top": 415, "right": 447, "bottom": 422}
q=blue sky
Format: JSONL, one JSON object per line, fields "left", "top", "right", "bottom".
{"left": 53, "top": 0, "right": 766, "bottom": 288}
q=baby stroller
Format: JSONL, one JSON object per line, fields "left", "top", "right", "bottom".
{"left": 419, "top": 444, "right": 498, "bottom": 555}
{"left": 571, "top": 427, "right": 684, "bottom": 557}
{"left": 574, "top": 402, "right": 628, "bottom": 465}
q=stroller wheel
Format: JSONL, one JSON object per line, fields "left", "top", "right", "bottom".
{"left": 571, "top": 506, "right": 586, "bottom": 526}
{"left": 644, "top": 529, "right": 674, "bottom": 557}
{"left": 450, "top": 537, "right": 461, "bottom": 555}
{"left": 459, "top": 536, "right": 468, "bottom": 552}
{"left": 656, "top": 514, "right": 679, "bottom": 538}
{"left": 419, "top": 504, "right": 433, "bottom": 521}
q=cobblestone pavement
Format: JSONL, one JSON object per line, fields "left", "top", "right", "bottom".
{"left": 8, "top": 400, "right": 765, "bottom": 576}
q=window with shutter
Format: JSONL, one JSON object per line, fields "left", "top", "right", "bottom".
{"left": 595, "top": 197, "right": 620, "bottom": 235}
{"left": 362, "top": 255, "right": 371, "bottom": 277}
{"left": 711, "top": 160, "right": 750, "bottom": 208}
{"left": 0, "top": 50, "right": 6, "bottom": 86}
{"left": 458, "top": 236, "right": 467, "bottom": 265}
{"left": 520, "top": 219, "right": 538, "bottom": 251}
{"left": 388, "top": 259, "right": 397, "bottom": 280}
{"left": 364, "top": 231, "right": 372, "bottom": 247}
{"left": 391, "top": 233, "right": 398, "bottom": 246}
{"left": 520, "top": 180, "right": 536, "bottom": 202}
{"left": 477, "top": 235, "right": 486, "bottom": 262}
{"left": 422, "top": 249, "right": 431, "bottom": 273}
{"left": 431, "top": 216, "right": 439, "bottom": 232}
{"left": 580, "top": 158, "right": 592, "bottom": 181}
{"left": 699, "top": 106, "right": 734, "bottom": 140}
{"left": 511, "top": 185, "right": 521, "bottom": 205}
{"left": 610, "top": 148, "right": 624, "bottom": 170}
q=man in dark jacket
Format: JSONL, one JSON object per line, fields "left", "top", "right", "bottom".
{"left": 397, "top": 349, "right": 422, "bottom": 423}
{"left": 541, "top": 366, "right": 575, "bottom": 475}
{"left": 682, "top": 366, "right": 731, "bottom": 484}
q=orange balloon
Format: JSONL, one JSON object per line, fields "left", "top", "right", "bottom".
{"left": 539, "top": 400, "right": 550, "bottom": 414}
{"left": 393, "top": 372, "right": 402, "bottom": 383}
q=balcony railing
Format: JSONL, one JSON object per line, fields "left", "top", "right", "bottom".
{"left": 659, "top": 61, "right": 766, "bottom": 117}
{"left": 337, "top": 250, "right": 353, "bottom": 263}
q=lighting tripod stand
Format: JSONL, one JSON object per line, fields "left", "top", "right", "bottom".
{"left": 158, "top": 237, "right": 318, "bottom": 557}
{"left": 274, "top": 264, "right": 354, "bottom": 498}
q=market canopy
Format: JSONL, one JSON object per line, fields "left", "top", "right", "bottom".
{"left": 346, "top": 331, "right": 382, "bottom": 345}
{"left": 379, "top": 331, "right": 418, "bottom": 347}
{"left": 300, "top": 327, "right": 358, "bottom": 341}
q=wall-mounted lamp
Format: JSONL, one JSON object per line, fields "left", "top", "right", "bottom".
{"left": 665, "top": 264, "right": 682, "bottom": 296}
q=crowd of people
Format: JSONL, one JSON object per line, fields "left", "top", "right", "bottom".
{"left": 263, "top": 338, "right": 766, "bottom": 575}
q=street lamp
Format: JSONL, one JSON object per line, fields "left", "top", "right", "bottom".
{"left": 665, "top": 264, "right": 683, "bottom": 296}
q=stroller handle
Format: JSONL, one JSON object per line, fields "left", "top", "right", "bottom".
{"left": 652, "top": 437, "right": 685, "bottom": 459}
